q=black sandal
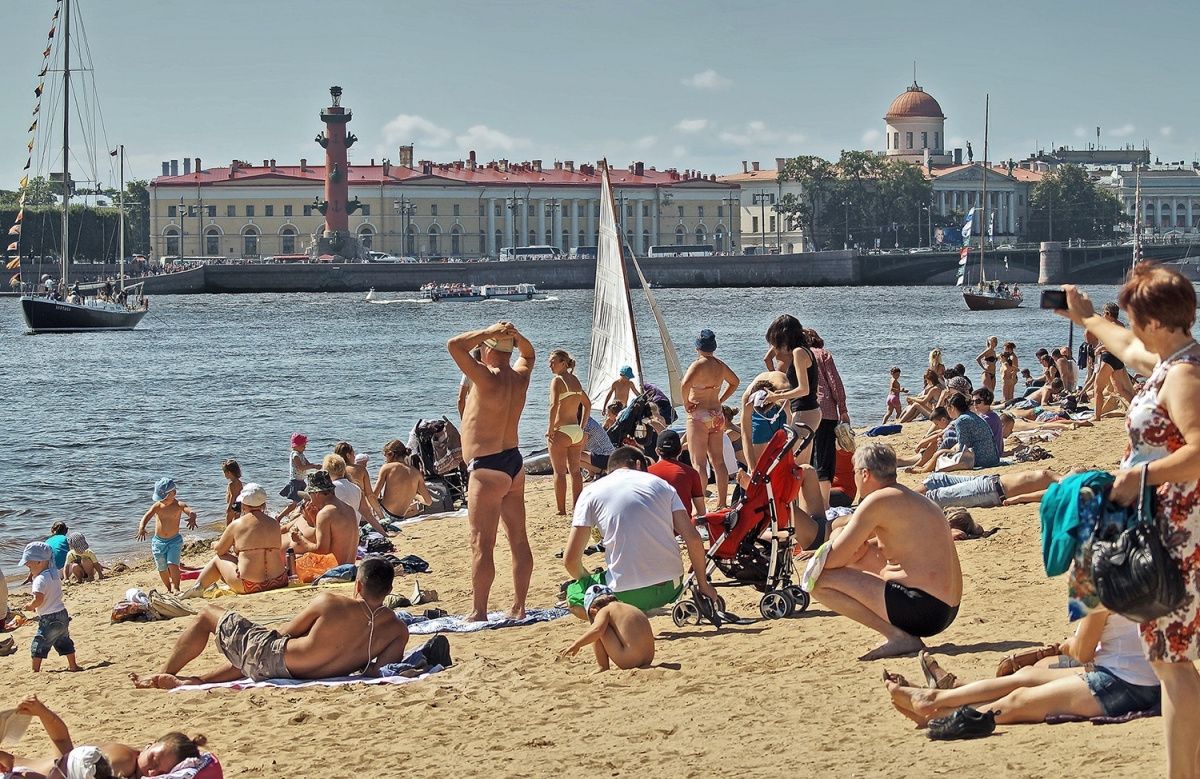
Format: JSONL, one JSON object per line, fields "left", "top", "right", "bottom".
{"left": 927, "top": 706, "right": 996, "bottom": 740}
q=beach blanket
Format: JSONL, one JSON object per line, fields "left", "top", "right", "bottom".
{"left": 169, "top": 667, "right": 443, "bottom": 693}
{"left": 399, "top": 607, "right": 569, "bottom": 634}
{"left": 160, "top": 753, "right": 223, "bottom": 779}
{"left": 384, "top": 507, "right": 468, "bottom": 531}
{"left": 1045, "top": 707, "right": 1159, "bottom": 725}
{"left": 864, "top": 424, "right": 902, "bottom": 437}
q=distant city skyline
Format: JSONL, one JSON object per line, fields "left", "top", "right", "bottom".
{"left": 2, "top": 0, "right": 1197, "bottom": 190}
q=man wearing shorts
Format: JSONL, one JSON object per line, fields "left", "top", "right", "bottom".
{"left": 563, "top": 446, "right": 718, "bottom": 619}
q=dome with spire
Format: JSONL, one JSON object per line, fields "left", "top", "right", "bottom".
{"left": 885, "top": 83, "right": 945, "bottom": 120}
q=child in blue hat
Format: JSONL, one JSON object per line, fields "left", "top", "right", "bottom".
{"left": 20, "top": 541, "right": 80, "bottom": 672}
{"left": 137, "top": 477, "right": 198, "bottom": 593}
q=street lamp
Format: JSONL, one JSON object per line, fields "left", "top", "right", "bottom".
{"left": 752, "top": 190, "right": 772, "bottom": 252}
{"left": 544, "top": 198, "right": 561, "bottom": 249}
{"left": 393, "top": 197, "right": 416, "bottom": 256}
{"left": 843, "top": 198, "right": 852, "bottom": 250}
{"left": 921, "top": 205, "right": 932, "bottom": 248}
{"left": 505, "top": 192, "right": 525, "bottom": 252}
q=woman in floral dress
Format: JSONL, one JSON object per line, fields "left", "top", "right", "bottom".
{"left": 1063, "top": 264, "right": 1200, "bottom": 779}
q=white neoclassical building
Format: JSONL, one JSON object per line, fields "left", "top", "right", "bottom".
{"left": 1097, "top": 167, "right": 1200, "bottom": 234}
{"left": 930, "top": 164, "right": 1041, "bottom": 239}
{"left": 884, "top": 82, "right": 952, "bottom": 166}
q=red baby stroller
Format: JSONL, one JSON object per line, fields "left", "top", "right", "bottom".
{"left": 672, "top": 423, "right": 814, "bottom": 626}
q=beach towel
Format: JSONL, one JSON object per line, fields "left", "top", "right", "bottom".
{"left": 160, "top": 753, "right": 223, "bottom": 779}
{"left": 864, "top": 424, "right": 902, "bottom": 437}
{"left": 399, "top": 607, "right": 569, "bottom": 634}
{"left": 384, "top": 508, "right": 468, "bottom": 532}
{"left": 169, "top": 667, "right": 443, "bottom": 693}
{"left": 1045, "top": 707, "right": 1160, "bottom": 725}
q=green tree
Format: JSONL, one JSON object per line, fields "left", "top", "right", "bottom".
{"left": 1027, "top": 165, "right": 1126, "bottom": 242}
{"left": 0, "top": 176, "right": 60, "bottom": 207}
{"left": 776, "top": 155, "right": 836, "bottom": 247}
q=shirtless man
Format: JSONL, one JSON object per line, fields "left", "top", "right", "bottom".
{"left": 192, "top": 484, "right": 287, "bottom": 595}
{"left": 602, "top": 366, "right": 641, "bottom": 411}
{"left": 132, "top": 558, "right": 408, "bottom": 688}
{"left": 334, "top": 441, "right": 387, "bottom": 528}
{"left": 374, "top": 439, "right": 432, "bottom": 521}
{"left": 808, "top": 441, "right": 962, "bottom": 660}
{"left": 560, "top": 585, "right": 655, "bottom": 671}
{"left": 288, "top": 470, "right": 358, "bottom": 565}
{"left": 448, "top": 321, "right": 535, "bottom": 621}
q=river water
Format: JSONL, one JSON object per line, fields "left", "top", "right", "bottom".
{"left": 0, "top": 285, "right": 1121, "bottom": 568}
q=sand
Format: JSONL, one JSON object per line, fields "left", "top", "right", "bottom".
{"left": 0, "top": 417, "right": 1173, "bottom": 778}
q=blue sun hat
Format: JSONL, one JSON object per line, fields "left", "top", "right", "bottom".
{"left": 619, "top": 365, "right": 634, "bottom": 379}
{"left": 153, "top": 477, "right": 177, "bottom": 501}
{"left": 583, "top": 584, "right": 614, "bottom": 618}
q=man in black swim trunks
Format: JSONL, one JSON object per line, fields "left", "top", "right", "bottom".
{"left": 448, "top": 321, "right": 536, "bottom": 622}
{"left": 807, "top": 441, "right": 962, "bottom": 660}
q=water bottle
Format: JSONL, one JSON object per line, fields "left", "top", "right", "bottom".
{"left": 285, "top": 548, "right": 296, "bottom": 580}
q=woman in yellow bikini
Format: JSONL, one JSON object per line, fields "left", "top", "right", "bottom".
{"left": 682, "top": 329, "right": 740, "bottom": 509}
{"left": 547, "top": 349, "right": 591, "bottom": 515}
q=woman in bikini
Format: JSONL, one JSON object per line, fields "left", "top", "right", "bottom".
{"left": 193, "top": 484, "right": 287, "bottom": 594}
{"left": 1000, "top": 353, "right": 1018, "bottom": 402}
{"left": 898, "top": 369, "right": 944, "bottom": 423}
{"left": 928, "top": 348, "right": 946, "bottom": 380}
{"left": 762, "top": 314, "right": 821, "bottom": 464}
{"left": 976, "top": 336, "right": 999, "bottom": 393}
{"left": 682, "top": 329, "right": 740, "bottom": 509}
{"left": 546, "top": 349, "right": 590, "bottom": 515}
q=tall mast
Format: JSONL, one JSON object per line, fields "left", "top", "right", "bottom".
{"left": 60, "top": 0, "right": 71, "bottom": 286}
{"left": 1132, "top": 163, "right": 1142, "bottom": 271}
{"left": 118, "top": 144, "right": 125, "bottom": 291}
{"left": 978, "top": 94, "right": 989, "bottom": 286}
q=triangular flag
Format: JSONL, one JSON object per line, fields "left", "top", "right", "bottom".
{"left": 42, "top": 45, "right": 51, "bottom": 58}
{"left": 53, "top": 6, "right": 60, "bottom": 20}
{"left": 48, "top": 26, "right": 55, "bottom": 38}
{"left": 23, "top": 158, "right": 32, "bottom": 170}
{"left": 18, "top": 175, "right": 28, "bottom": 190}
{"left": 8, "top": 224, "right": 21, "bottom": 236}
{"left": 7, "top": 258, "right": 21, "bottom": 270}
{"left": 6, "top": 242, "right": 19, "bottom": 253}
{"left": 14, "top": 210, "right": 24, "bottom": 223}
{"left": 109, "top": 148, "right": 118, "bottom": 157}
{"left": 34, "top": 82, "right": 43, "bottom": 97}
{"left": 27, "top": 139, "right": 34, "bottom": 151}
{"left": 32, "top": 103, "right": 40, "bottom": 115}
{"left": 38, "top": 65, "right": 47, "bottom": 77}
{"left": 28, "top": 120, "right": 37, "bottom": 133}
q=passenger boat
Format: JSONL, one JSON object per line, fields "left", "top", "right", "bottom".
{"left": 419, "top": 282, "right": 546, "bottom": 302}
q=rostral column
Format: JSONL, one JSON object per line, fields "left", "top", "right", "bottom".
{"left": 312, "top": 86, "right": 363, "bottom": 259}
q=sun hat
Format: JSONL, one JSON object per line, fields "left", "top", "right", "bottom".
{"left": 291, "top": 432, "right": 309, "bottom": 446}
{"left": 19, "top": 541, "right": 53, "bottom": 566}
{"left": 947, "top": 376, "right": 972, "bottom": 395}
{"left": 67, "top": 531, "right": 89, "bottom": 553}
{"left": 583, "top": 584, "right": 614, "bottom": 616}
{"left": 657, "top": 429, "right": 683, "bottom": 457}
{"left": 695, "top": 329, "right": 717, "bottom": 353}
{"left": 152, "top": 477, "right": 177, "bottom": 501}
{"left": 619, "top": 365, "right": 634, "bottom": 379}
{"left": 355, "top": 453, "right": 369, "bottom": 465}
{"left": 299, "top": 469, "right": 335, "bottom": 498}
{"left": 483, "top": 337, "right": 515, "bottom": 353}
{"left": 236, "top": 483, "right": 268, "bottom": 508}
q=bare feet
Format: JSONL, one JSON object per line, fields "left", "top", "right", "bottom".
{"left": 129, "top": 672, "right": 194, "bottom": 690}
{"left": 859, "top": 634, "right": 925, "bottom": 661}
{"left": 886, "top": 681, "right": 938, "bottom": 727}
{"left": 506, "top": 606, "right": 527, "bottom": 621}
{"left": 464, "top": 611, "right": 488, "bottom": 623}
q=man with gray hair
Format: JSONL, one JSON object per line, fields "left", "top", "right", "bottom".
{"left": 807, "top": 441, "right": 962, "bottom": 660}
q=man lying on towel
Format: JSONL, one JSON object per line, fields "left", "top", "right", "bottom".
{"left": 131, "top": 558, "right": 408, "bottom": 689}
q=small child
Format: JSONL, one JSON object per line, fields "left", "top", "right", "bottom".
{"left": 559, "top": 585, "right": 655, "bottom": 671}
{"left": 882, "top": 367, "right": 907, "bottom": 424}
{"left": 20, "top": 541, "right": 80, "bottom": 672}
{"left": 222, "top": 458, "right": 244, "bottom": 525}
{"left": 137, "top": 477, "right": 197, "bottom": 593}
{"left": 280, "top": 432, "right": 317, "bottom": 516}
{"left": 64, "top": 532, "right": 105, "bottom": 583}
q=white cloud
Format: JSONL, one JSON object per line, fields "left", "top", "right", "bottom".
{"left": 1160, "top": 126, "right": 1174, "bottom": 138}
{"left": 632, "top": 135, "right": 657, "bottom": 151}
{"left": 681, "top": 69, "right": 731, "bottom": 90}
{"left": 1110, "top": 123, "right": 1136, "bottom": 138}
{"left": 455, "top": 124, "right": 529, "bottom": 154}
{"left": 380, "top": 114, "right": 453, "bottom": 149}
{"left": 378, "top": 114, "right": 529, "bottom": 158}
{"left": 675, "top": 118, "right": 710, "bottom": 133}
{"left": 717, "top": 120, "right": 805, "bottom": 148}
{"left": 861, "top": 128, "right": 883, "bottom": 146}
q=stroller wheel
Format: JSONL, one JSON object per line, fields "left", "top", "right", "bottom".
{"left": 759, "top": 590, "right": 795, "bottom": 620}
{"left": 672, "top": 600, "right": 700, "bottom": 627}
{"left": 786, "top": 586, "right": 811, "bottom": 613}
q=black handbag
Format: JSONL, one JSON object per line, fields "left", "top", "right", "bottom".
{"left": 1091, "top": 464, "right": 1186, "bottom": 623}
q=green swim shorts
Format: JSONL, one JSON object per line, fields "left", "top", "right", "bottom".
{"left": 565, "top": 570, "right": 682, "bottom": 612}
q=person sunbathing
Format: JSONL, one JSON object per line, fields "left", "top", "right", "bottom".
{"left": 131, "top": 558, "right": 408, "bottom": 689}
{"left": 885, "top": 609, "right": 1161, "bottom": 733}
{"left": 806, "top": 441, "right": 962, "bottom": 660}
{"left": 918, "top": 468, "right": 1063, "bottom": 509}
{"left": 560, "top": 585, "right": 655, "bottom": 671}
{"left": 0, "top": 695, "right": 208, "bottom": 778}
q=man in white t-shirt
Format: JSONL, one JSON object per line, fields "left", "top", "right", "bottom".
{"left": 322, "top": 453, "right": 388, "bottom": 536}
{"left": 563, "top": 446, "right": 718, "bottom": 619}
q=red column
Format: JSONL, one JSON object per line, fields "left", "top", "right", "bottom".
{"left": 320, "top": 104, "right": 351, "bottom": 232}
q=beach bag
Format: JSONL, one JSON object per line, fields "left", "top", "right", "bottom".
{"left": 935, "top": 448, "right": 974, "bottom": 472}
{"left": 1090, "top": 465, "right": 1185, "bottom": 623}
{"left": 148, "top": 589, "right": 198, "bottom": 620}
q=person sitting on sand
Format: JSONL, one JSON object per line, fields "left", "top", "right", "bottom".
{"left": 0, "top": 696, "right": 210, "bottom": 778}
{"left": 64, "top": 532, "right": 105, "bottom": 583}
{"left": 807, "top": 441, "right": 962, "bottom": 660}
{"left": 908, "top": 393, "right": 999, "bottom": 474}
{"left": 288, "top": 470, "right": 358, "bottom": 571}
{"left": 895, "top": 407, "right": 951, "bottom": 470}
{"left": 897, "top": 369, "right": 945, "bottom": 423}
{"left": 136, "top": 478, "right": 198, "bottom": 593}
{"left": 885, "top": 609, "right": 1160, "bottom": 732}
{"left": 132, "top": 558, "right": 408, "bottom": 688}
{"left": 373, "top": 439, "right": 432, "bottom": 521}
{"left": 335, "top": 441, "right": 388, "bottom": 530}
{"left": 322, "top": 453, "right": 388, "bottom": 537}
{"left": 191, "top": 483, "right": 286, "bottom": 595}
{"left": 918, "top": 468, "right": 1064, "bottom": 509}
{"left": 563, "top": 446, "right": 718, "bottom": 619}
{"left": 559, "top": 585, "right": 655, "bottom": 671}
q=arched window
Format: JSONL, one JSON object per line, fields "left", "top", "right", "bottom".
{"left": 528, "top": 229, "right": 537, "bottom": 247}
{"left": 714, "top": 226, "right": 726, "bottom": 252}
{"left": 164, "top": 227, "right": 180, "bottom": 257}
{"left": 545, "top": 229, "right": 553, "bottom": 245}
{"left": 280, "top": 226, "right": 298, "bottom": 254}
{"left": 241, "top": 227, "right": 259, "bottom": 258}
{"left": 561, "top": 231, "right": 569, "bottom": 250}
{"left": 428, "top": 224, "right": 440, "bottom": 255}
{"left": 357, "top": 225, "right": 374, "bottom": 250}
{"left": 450, "top": 225, "right": 463, "bottom": 256}
{"left": 695, "top": 224, "right": 707, "bottom": 244}
{"left": 675, "top": 225, "right": 686, "bottom": 245}
{"left": 204, "top": 227, "right": 221, "bottom": 256}
{"left": 493, "top": 229, "right": 503, "bottom": 255}
{"left": 626, "top": 230, "right": 634, "bottom": 250}
{"left": 406, "top": 225, "right": 418, "bottom": 256}
{"left": 642, "top": 230, "right": 651, "bottom": 255}
{"left": 577, "top": 231, "right": 586, "bottom": 250}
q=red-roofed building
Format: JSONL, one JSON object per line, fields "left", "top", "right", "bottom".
{"left": 150, "top": 152, "right": 740, "bottom": 260}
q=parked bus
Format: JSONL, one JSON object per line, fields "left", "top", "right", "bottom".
{"left": 647, "top": 244, "right": 714, "bottom": 258}
{"left": 499, "top": 245, "right": 563, "bottom": 261}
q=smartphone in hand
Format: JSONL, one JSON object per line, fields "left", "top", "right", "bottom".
{"left": 1040, "top": 289, "right": 1068, "bottom": 310}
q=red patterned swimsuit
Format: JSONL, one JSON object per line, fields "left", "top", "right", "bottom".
{"left": 1121, "top": 348, "right": 1200, "bottom": 662}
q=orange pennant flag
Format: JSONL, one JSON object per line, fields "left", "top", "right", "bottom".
{"left": 7, "top": 258, "right": 21, "bottom": 270}
{"left": 42, "top": 46, "right": 51, "bottom": 58}
{"left": 6, "top": 242, "right": 19, "bottom": 253}
{"left": 8, "top": 224, "right": 20, "bottom": 235}
{"left": 14, "top": 210, "right": 24, "bottom": 223}
{"left": 18, "top": 175, "right": 28, "bottom": 190}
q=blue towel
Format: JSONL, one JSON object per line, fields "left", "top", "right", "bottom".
{"left": 864, "top": 424, "right": 902, "bottom": 437}
{"left": 310, "top": 563, "right": 357, "bottom": 585}
{"left": 398, "top": 607, "right": 569, "bottom": 634}
{"left": 1039, "top": 470, "right": 1112, "bottom": 577}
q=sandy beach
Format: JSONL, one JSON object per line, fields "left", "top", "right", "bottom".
{"left": 0, "top": 417, "right": 1169, "bottom": 778}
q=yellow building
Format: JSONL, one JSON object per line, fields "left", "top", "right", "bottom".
{"left": 150, "top": 151, "right": 740, "bottom": 260}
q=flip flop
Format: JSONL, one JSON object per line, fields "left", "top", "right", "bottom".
{"left": 882, "top": 669, "right": 913, "bottom": 687}
{"left": 927, "top": 706, "right": 996, "bottom": 740}
{"left": 919, "top": 650, "right": 958, "bottom": 690}
{"left": 0, "top": 637, "right": 16, "bottom": 657}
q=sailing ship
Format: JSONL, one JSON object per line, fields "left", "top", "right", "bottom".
{"left": 960, "top": 95, "right": 1022, "bottom": 311}
{"left": 13, "top": 0, "right": 147, "bottom": 333}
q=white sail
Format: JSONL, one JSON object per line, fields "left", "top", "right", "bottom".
{"left": 587, "top": 163, "right": 643, "bottom": 406}
{"left": 629, "top": 253, "right": 684, "bottom": 407}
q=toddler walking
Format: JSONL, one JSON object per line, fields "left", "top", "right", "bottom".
{"left": 137, "top": 477, "right": 197, "bottom": 592}
{"left": 20, "top": 541, "right": 80, "bottom": 672}
{"left": 881, "top": 367, "right": 907, "bottom": 424}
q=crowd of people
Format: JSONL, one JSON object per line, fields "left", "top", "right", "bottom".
{"left": 3, "top": 262, "right": 1199, "bottom": 775}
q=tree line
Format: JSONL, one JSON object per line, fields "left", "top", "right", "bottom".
{"left": 0, "top": 176, "right": 150, "bottom": 259}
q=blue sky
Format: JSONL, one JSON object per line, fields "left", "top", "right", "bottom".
{"left": 3, "top": 0, "right": 1196, "bottom": 189}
